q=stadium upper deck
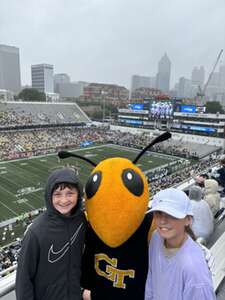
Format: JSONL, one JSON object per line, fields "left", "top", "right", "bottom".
{"left": 117, "top": 99, "right": 225, "bottom": 141}
{"left": 0, "top": 101, "right": 91, "bottom": 127}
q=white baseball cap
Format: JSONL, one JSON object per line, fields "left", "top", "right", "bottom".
{"left": 150, "top": 188, "right": 193, "bottom": 219}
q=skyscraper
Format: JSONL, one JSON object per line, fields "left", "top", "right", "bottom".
{"left": 219, "top": 65, "right": 225, "bottom": 92}
{"left": 130, "top": 75, "right": 151, "bottom": 93}
{"left": 0, "top": 44, "right": 21, "bottom": 93}
{"left": 191, "top": 66, "right": 205, "bottom": 87}
{"left": 31, "top": 64, "right": 54, "bottom": 93}
{"left": 177, "top": 77, "right": 192, "bottom": 98}
{"left": 54, "top": 73, "right": 70, "bottom": 85}
{"left": 156, "top": 53, "right": 171, "bottom": 93}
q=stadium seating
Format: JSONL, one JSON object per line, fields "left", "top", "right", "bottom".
{"left": 0, "top": 101, "right": 90, "bottom": 126}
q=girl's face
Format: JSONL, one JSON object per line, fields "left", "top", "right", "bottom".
{"left": 154, "top": 211, "right": 192, "bottom": 248}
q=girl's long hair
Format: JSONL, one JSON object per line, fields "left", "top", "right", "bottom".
{"left": 185, "top": 225, "right": 196, "bottom": 241}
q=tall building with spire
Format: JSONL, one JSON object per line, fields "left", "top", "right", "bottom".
{"left": 156, "top": 53, "right": 171, "bottom": 93}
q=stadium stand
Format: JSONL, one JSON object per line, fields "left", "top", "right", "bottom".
{"left": 1, "top": 102, "right": 225, "bottom": 298}
{"left": 153, "top": 138, "right": 220, "bottom": 159}
{"left": 0, "top": 101, "right": 90, "bottom": 127}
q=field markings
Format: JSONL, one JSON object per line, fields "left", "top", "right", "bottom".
{"left": 24, "top": 201, "right": 36, "bottom": 210}
{"left": 0, "top": 200, "right": 18, "bottom": 216}
{"left": 0, "top": 144, "right": 183, "bottom": 222}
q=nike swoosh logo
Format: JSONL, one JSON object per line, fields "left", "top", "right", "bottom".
{"left": 48, "top": 223, "right": 83, "bottom": 263}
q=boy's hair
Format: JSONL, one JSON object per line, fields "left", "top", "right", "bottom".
{"left": 52, "top": 182, "right": 78, "bottom": 193}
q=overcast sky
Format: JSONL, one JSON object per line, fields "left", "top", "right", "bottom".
{"left": 1, "top": 0, "right": 225, "bottom": 89}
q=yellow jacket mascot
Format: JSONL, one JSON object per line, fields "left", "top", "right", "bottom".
{"left": 58, "top": 131, "right": 171, "bottom": 300}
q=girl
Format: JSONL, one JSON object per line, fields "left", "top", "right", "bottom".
{"left": 145, "top": 188, "right": 216, "bottom": 300}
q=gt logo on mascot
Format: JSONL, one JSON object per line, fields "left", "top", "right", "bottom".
{"left": 95, "top": 253, "right": 135, "bottom": 288}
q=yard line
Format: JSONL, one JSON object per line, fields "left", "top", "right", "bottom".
{"left": 0, "top": 200, "right": 18, "bottom": 216}
{"left": 24, "top": 201, "right": 35, "bottom": 210}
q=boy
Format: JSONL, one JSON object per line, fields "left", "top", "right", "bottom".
{"left": 16, "top": 168, "right": 86, "bottom": 300}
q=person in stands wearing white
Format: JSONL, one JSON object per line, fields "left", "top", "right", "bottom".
{"left": 189, "top": 185, "right": 214, "bottom": 243}
{"left": 144, "top": 188, "right": 216, "bottom": 300}
{"left": 204, "top": 179, "right": 220, "bottom": 216}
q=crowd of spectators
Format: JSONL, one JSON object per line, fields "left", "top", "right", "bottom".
{"left": 1, "top": 127, "right": 218, "bottom": 161}
{"left": 0, "top": 110, "right": 33, "bottom": 127}
{"left": 0, "top": 243, "right": 20, "bottom": 277}
{"left": 148, "top": 156, "right": 218, "bottom": 196}
{"left": 0, "top": 127, "right": 110, "bottom": 160}
{"left": 0, "top": 209, "right": 45, "bottom": 277}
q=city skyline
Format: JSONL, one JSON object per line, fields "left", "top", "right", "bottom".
{"left": 0, "top": 44, "right": 21, "bottom": 93}
{"left": 1, "top": 0, "right": 224, "bottom": 89}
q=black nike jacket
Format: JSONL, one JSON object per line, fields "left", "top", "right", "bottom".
{"left": 16, "top": 168, "right": 86, "bottom": 300}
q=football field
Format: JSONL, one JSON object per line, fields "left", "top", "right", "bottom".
{"left": 0, "top": 144, "right": 179, "bottom": 222}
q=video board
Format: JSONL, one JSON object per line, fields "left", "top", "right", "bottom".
{"left": 180, "top": 105, "right": 196, "bottom": 113}
{"left": 149, "top": 100, "right": 174, "bottom": 119}
{"left": 173, "top": 123, "right": 216, "bottom": 134}
{"left": 176, "top": 105, "right": 206, "bottom": 114}
{"left": 128, "top": 103, "right": 144, "bottom": 111}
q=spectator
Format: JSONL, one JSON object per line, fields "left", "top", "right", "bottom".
{"left": 204, "top": 179, "right": 221, "bottom": 216}
{"left": 216, "top": 158, "right": 225, "bottom": 189}
{"left": 189, "top": 185, "right": 214, "bottom": 243}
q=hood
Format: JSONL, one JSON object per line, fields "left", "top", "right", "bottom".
{"left": 189, "top": 185, "right": 202, "bottom": 201}
{"left": 45, "top": 168, "right": 83, "bottom": 217}
{"left": 204, "top": 179, "right": 219, "bottom": 194}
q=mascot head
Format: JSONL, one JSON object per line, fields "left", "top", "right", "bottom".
{"left": 58, "top": 131, "right": 171, "bottom": 247}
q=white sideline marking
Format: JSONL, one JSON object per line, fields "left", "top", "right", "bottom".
{"left": 0, "top": 200, "right": 18, "bottom": 216}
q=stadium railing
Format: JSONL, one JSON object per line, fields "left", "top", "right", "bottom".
{"left": 211, "top": 230, "right": 225, "bottom": 291}
{"left": 0, "top": 267, "right": 16, "bottom": 297}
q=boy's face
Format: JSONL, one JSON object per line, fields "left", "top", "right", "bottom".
{"left": 52, "top": 186, "right": 78, "bottom": 216}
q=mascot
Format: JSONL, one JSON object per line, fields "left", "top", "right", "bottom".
{"left": 58, "top": 131, "right": 171, "bottom": 300}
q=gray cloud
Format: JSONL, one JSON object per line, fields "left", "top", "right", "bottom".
{"left": 0, "top": 0, "right": 225, "bottom": 88}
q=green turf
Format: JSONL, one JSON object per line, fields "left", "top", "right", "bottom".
{"left": 0, "top": 144, "right": 179, "bottom": 223}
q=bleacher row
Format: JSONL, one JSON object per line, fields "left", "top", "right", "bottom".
{"left": 0, "top": 101, "right": 222, "bottom": 158}
{"left": 154, "top": 138, "right": 220, "bottom": 159}
{"left": 0, "top": 101, "right": 90, "bottom": 126}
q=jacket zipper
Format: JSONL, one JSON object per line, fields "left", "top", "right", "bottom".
{"left": 67, "top": 221, "right": 71, "bottom": 299}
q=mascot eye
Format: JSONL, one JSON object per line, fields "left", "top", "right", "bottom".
{"left": 121, "top": 169, "right": 144, "bottom": 196}
{"left": 85, "top": 171, "right": 102, "bottom": 199}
